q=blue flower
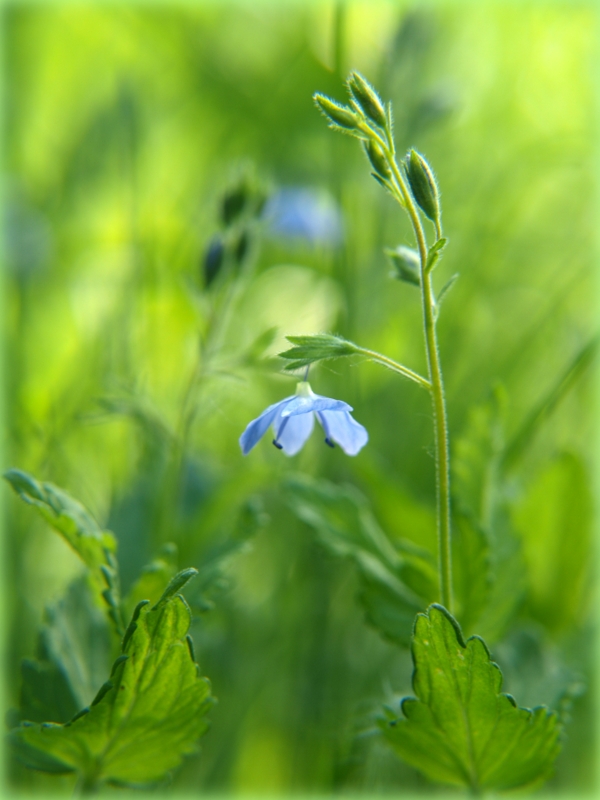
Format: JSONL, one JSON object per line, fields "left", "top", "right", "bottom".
{"left": 240, "top": 381, "right": 368, "bottom": 457}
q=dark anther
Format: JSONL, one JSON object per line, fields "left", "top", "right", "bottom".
{"left": 325, "top": 438, "right": 335, "bottom": 448}
{"left": 272, "top": 439, "right": 283, "bottom": 450}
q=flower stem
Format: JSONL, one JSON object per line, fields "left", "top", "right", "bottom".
{"left": 354, "top": 346, "right": 431, "bottom": 390}
{"left": 386, "top": 152, "right": 454, "bottom": 613}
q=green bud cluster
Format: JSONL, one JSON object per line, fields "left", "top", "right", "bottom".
{"left": 203, "top": 169, "right": 267, "bottom": 289}
{"left": 347, "top": 72, "right": 387, "bottom": 129}
{"left": 313, "top": 72, "right": 388, "bottom": 138}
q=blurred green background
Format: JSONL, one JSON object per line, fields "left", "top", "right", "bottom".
{"left": 4, "top": 0, "right": 596, "bottom": 794}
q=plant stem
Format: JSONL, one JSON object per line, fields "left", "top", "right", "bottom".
{"left": 354, "top": 346, "right": 431, "bottom": 390}
{"left": 387, "top": 154, "right": 454, "bottom": 613}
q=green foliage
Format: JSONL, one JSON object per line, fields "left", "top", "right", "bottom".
{"left": 279, "top": 333, "right": 359, "bottom": 372}
{"left": 11, "top": 572, "right": 214, "bottom": 788}
{"left": 512, "top": 452, "right": 592, "bottom": 634}
{"left": 4, "top": 469, "right": 123, "bottom": 635}
{"left": 286, "top": 475, "right": 437, "bottom": 646}
{"left": 452, "top": 393, "right": 527, "bottom": 642}
{"left": 381, "top": 605, "right": 561, "bottom": 791}
{"left": 17, "top": 578, "right": 112, "bottom": 725}
{"left": 123, "top": 543, "right": 178, "bottom": 619}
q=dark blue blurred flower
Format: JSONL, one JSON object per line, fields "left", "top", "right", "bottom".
{"left": 264, "top": 188, "right": 343, "bottom": 245}
{"left": 240, "top": 381, "right": 368, "bottom": 456}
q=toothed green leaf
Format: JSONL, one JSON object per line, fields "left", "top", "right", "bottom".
{"left": 10, "top": 582, "right": 214, "bottom": 787}
{"left": 286, "top": 474, "right": 437, "bottom": 646}
{"left": 279, "top": 334, "right": 359, "bottom": 371}
{"left": 4, "top": 469, "right": 123, "bottom": 634}
{"left": 381, "top": 604, "right": 561, "bottom": 791}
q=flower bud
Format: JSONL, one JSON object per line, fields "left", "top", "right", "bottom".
{"left": 313, "top": 93, "right": 359, "bottom": 130}
{"left": 385, "top": 246, "right": 421, "bottom": 286}
{"left": 364, "top": 140, "right": 391, "bottom": 180}
{"left": 405, "top": 149, "right": 440, "bottom": 223}
{"left": 221, "top": 184, "right": 248, "bottom": 227}
{"left": 347, "top": 72, "right": 387, "bottom": 129}
{"left": 203, "top": 235, "right": 224, "bottom": 288}
{"left": 233, "top": 229, "right": 250, "bottom": 267}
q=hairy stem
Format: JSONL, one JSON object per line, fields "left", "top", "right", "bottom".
{"left": 354, "top": 346, "right": 431, "bottom": 390}
{"left": 387, "top": 153, "right": 454, "bottom": 613}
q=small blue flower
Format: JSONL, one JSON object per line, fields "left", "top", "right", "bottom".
{"left": 240, "top": 381, "right": 368, "bottom": 457}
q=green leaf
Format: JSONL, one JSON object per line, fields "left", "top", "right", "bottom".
{"left": 502, "top": 335, "right": 598, "bottom": 471}
{"left": 434, "top": 272, "right": 458, "bottom": 318}
{"left": 425, "top": 236, "right": 447, "bottom": 271}
{"left": 381, "top": 604, "right": 561, "bottom": 791}
{"left": 451, "top": 510, "right": 490, "bottom": 637}
{"left": 4, "top": 469, "right": 123, "bottom": 634}
{"left": 452, "top": 390, "right": 526, "bottom": 642}
{"left": 286, "top": 475, "right": 437, "bottom": 646}
{"left": 11, "top": 571, "right": 214, "bottom": 788}
{"left": 278, "top": 334, "right": 359, "bottom": 371}
{"left": 185, "top": 496, "right": 268, "bottom": 613}
{"left": 18, "top": 578, "right": 112, "bottom": 723}
{"left": 512, "top": 452, "right": 593, "bottom": 633}
{"left": 123, "top": 543, "right": 178, "bottom": 620}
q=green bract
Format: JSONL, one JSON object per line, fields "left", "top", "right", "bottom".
{"left": 381, "top": 605, "right": 561, "bottom": 791}
{"left": 11, "top": 575, "right": 214, "bottom": 788}
{"left": 279, "top": 333, "right": 359, "bottom": 371}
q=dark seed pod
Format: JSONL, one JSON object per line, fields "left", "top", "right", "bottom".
{"left": 405, "top": 149, "right": 440, "bottom": 223}
{"left": 203, "top": 235, "right": 225, "bottom": 288}
{"left": 233, "top": 229, "right": 251, "bottom": 267}
{"left": 221, "top": 186, "right": 248, "bottom": 227}
{"left": 347, "top": 72, "right": 387, "bottom": 129}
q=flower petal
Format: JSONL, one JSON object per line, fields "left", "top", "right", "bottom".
{"left": 239, "top": 396, "right": 295, "bottom": 455}
{"left": 281, "top": 395, "right": 352, "bottom": 418}
{"left": 274, "top": 411, "right": 315, "bottom": 456}
{"left": 317, "top": 410, "right": 368, "bottom": 456}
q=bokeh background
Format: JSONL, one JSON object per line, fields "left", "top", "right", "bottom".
{"left": 4, "top": 0, "right": 597, "bottom": 794}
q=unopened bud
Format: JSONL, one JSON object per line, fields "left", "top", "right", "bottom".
{"left": 385, "top": 246, "right": 421, "bottom": 287}
{"left": 405, "top": 149, "right": 440, "bottom": 223}
{"left": 221, "top": 185, "right": 248, "bottom": 227}
{"left": 364, "top": 140, "right": 391, "bottom": 180}
{"left": 203, "top": 235, "right": 224, "bottom": 288}
{"left": 233, "top": 229, "right": 250, "bottom": 267}
{"left": 347, "top": 72, "right": 387, "bottom": 129}
{"left": 314, "top": 94, "right": 359, "bottom": 130}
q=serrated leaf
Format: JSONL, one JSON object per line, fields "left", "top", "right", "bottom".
{"left": 451, "top": 510, "right": 490, "bottom": 637}
{"left": 4, "top": 469, "right": 123, "bottom": 634}
{"left": 123, "top": 543, "right": 178, "bottom": 620}
{"left": 381, "top": 604, "right": 561, "bottom": 791}
{"left": 452, "top": 392, "right": 526, "bottom": 642}
{"left": 11, "top": 575, "right": 214, "bottom": 788}
{"left": 286, "top": 475, "right": 437, "bottom": 645}
{"left": 18, "top": 578, "right": 112, "bottom": 723}
{"left": 279, "top": 333, "right": 359, "bottom": 371}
